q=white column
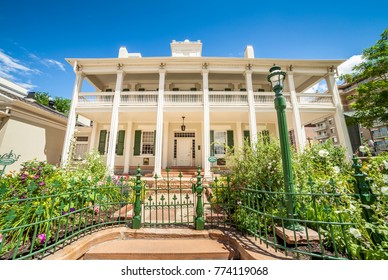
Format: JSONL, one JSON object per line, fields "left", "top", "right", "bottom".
{"left": 61, "top": 71, "right": 83, "bottom": 166}
{"left": 89, "top": 121, "right": 98, "bottom": 152}
{"left": 123, "top": 121, "right": 132, "bottom": 174}
{"left": 326, "top": 73, "right": 353, "bottom": 158}
{"left": 245, "top": 70, "right": 258, "bottom": 145}
{"left": 287, "top": 72, "right": 305, "bottom": 150}
{"left": 106, "top": 70, "right": 124, "bottom": 174}
{"left": 202, "top": 70, "right": 211, "bottom": 178}
{"left": 154, "top": 70, "right": 166, "bottom": 176}
{"left": 162, "top": 121, "right": 169, "bottom": 168}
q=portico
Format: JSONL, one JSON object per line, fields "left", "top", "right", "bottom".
{"left": 62, "top": 40, "right": 352, "bottom": 177}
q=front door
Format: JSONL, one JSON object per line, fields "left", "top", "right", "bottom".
{"left": 177, "top": 138, "right": 192, "bottom": 166}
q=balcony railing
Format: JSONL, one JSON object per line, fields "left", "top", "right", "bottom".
{"left": 315, "top": 134, "right": 330, "bottom": 140}
{"left": 253, "top": 92, "right": 291, "bottom": 106}
{"left": 313, "top": 124, "right": 327, "bottom": 132}
{"left": 209, "top": 91, "right": 248, "bottom": 105}
{"left": 78, "top": 92, "right": 114, "bottom": 106}
{"left": 121, "top": 92, "right": 158, "bottom": 105}
{"left": 164, "top": 91, "right": 202, "bottom": 105}
{"left": 297, "top": 94, "right": 334, "bottom": 107}
{"left": 76, "top": 91, "right": 335, "bottom": 109}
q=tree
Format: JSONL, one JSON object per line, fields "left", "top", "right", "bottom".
{"left": 341, "top": 28, "right": 388, "bottom": 128}
{"left": 33, "top": 92, "right": 71, "bottom": 116}
{"left": 54, "top": 97, "right": 71, "bottom": 115}
{"left": 34, "top": 92, "right": 50, "bottom": 107}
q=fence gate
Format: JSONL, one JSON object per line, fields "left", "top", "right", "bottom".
{"left": 142, "top": 174, "right": 197, "bottom": 227}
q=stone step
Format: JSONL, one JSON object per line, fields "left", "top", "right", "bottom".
{"left": 83, "top": 239, "right": 231, "bottom": 260}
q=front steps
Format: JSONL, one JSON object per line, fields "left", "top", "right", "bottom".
{"left": 143, "top": 167, "right": 208, "bottom": 179}
{"left": 83, "top": 239, "right": 231, "bottom": 260}
{"left": 45, "top": 228, "right": 290, "bottom": 260}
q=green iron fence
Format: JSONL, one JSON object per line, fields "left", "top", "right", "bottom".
{"left": 0, "top": 176, "right": 135, "bottom": 260}
{"left": 141, "top": 168, "right": 197, "bottom": 227}
{"left": 0, "top": 158, "right": 387, "bottom": 259}
{"left": 202, "top": 156, "right": 388, "bottom": 260}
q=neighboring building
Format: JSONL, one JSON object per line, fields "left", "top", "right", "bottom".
{"left": 62, "top": 40, "right": 352, "bottom": 177}
{"left": 338, "top": 80, "right": 388, "bottom": 154}
{"left": 0, "top": 77, "right": 67, "bottom": 171}
{"left": 311, "top": 116, "right": 340, "bottom": 145}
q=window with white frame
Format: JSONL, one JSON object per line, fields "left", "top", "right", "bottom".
{"left": 141, "top": 131, "right": 154, "bottom": 155}
{"left": 75, "top": 136, "right": 88, "bottom": 159}
{"left": 214, "top": 131, "right": 226, "bottom": 155}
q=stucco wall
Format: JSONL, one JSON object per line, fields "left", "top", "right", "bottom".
{"left": 0, "top": 118, "right": 65, "bottom": 172}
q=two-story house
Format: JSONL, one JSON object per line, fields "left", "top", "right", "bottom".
{"left": 62, "top": 40, "right": 352, "bottom": 177}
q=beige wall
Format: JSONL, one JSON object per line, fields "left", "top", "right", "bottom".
{"left": 0, "top": 118, "right": 65, "bottom": 172}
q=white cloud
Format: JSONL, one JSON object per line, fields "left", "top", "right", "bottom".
{"left": 43, "top": 59, "right": 66, "bottom": 72}
{"left": 0, "top": 49, "right": 32, "bottom": 73}
{"left": 16, "top": 82, "right": 37, "bottom": 91}
{"left": 338, "top": 55, "right": 364, "bottom": 76}
{"left": 305, "top": 80, "right": 328, "bottom": 93}
{"left": 0, "top": 49, "right": 42, "bottom": 91}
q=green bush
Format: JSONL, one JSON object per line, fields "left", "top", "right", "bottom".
{"left": 0, "top": 152, "right": 141, "bottom": 258}
{"left": 215, "top": 138, "right": 388, "bottom": 259}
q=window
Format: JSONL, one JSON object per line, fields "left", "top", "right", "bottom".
{"left": 97, "top": 130, "right": 125, "bottom": 155}
{"left": 333, "top": 137, "right": 338, "bottom": 143}
{"left": 74, "top": 136, "right": 88, "bottom": 159}
{"left": 330, "top": 128, "right": 335, "bottom": 134}
{"left": 210, "top": 130, "right": 234, "bottom": 156}
{"left": 141, "top": 131, "right": 155, "bottom": 155}
{"left": 214, "top": 131, "right": 226, "bottom": 155}
{"left": 328, "top": 119, "right": 333, "bottom": 125}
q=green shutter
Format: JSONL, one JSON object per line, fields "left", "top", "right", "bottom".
{"left": 227, "top": 130, "right": 234, "bottom": 153}
{"left": 98, "top": 130, "right": 107, "bottom": 155}
{"left": 117, "top": 130, "right": 125, "bottom": 155}
{"left": 210, "top": 130, "right": 215, "bottom": 156}
{"left": 134, "top": 130, "right": 141, "bottom": 156}
{"left": 153, "top": 130, "right": 156, "bottom": 156}
{"left": 244, "top": 130, "right": 251, "bottom": 146}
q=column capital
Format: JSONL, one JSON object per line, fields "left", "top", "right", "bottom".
{"left": 244, "top": 69, "right": 253, "bottom": 76}
{"left": 159, "top": 69, "right": 167, "bottom": 74}
{"left": 201, "top": 69, "right": 209, "bottom": 75}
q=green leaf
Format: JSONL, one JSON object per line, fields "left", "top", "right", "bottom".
{"left": 35, "top": 205, "right": 44, "bottom": 217}
{"left": 27, "top": 182, "right": 37, "bottom": 193}
{"left": 5, "top": 209, "right": 16, "bottom": 222}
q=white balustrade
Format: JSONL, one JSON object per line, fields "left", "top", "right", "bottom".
{"left": 78, "top": 92, "right": 114, "bottom": 106}
{"left": 209, "top": 91, "right": 248, "bottom": 104}
{"left": 297, "top": 94, "right": 334, "bottom": 106}
{"left": 164, "top": 91, "right": 202, "bottom": 105}
{"left": 253, "top": 92, "right": 291, "bottom": 106}
{"left": 120, "top": 91, "right": 158, "bottom": 105}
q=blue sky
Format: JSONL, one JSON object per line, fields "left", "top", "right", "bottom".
{"left": 1, "top": 0, "right": 387, "bottom": 99}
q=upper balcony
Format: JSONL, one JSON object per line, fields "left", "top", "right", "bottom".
{"left": 76, "top": 91, "right": 335, "bottom": 110}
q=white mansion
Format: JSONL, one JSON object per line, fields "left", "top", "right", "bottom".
{"left": 62, "top": 40, "right": 352, "bottom": 177}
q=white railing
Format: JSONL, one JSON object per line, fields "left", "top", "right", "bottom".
{"left": 297, "top": 94, "right": 334, "bottom": 106}
{"left": 164, "top": 91, "right": 203, "bottom": 105}
{"left": 121, "top": 91, "right": 158, "bottom": 105}
{"left": 78, "top": 92, "right": 114, "bottom": 106}
{"left": 209, "top": 91, "right": 248, "bottom": 105}
{"left": 253, "top": 92, "right": 291, "bottom": 105}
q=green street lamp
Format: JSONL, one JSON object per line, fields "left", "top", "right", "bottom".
{"left": 267, "top": 65, "right": 303, "bottom": 231}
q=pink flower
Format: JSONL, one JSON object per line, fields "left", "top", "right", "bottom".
{"left": 94, "top": 206, "right": 100, "bottom": 214}
{"left": 37, "top": 233, "right": 46, "bottom": 244}
{"left": 0, "top": 234, "right": 3, "bottom": 243}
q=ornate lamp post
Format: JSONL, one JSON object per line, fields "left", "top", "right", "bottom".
{"left": 267, "top": 65, "right": 302, "bottom": 231}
